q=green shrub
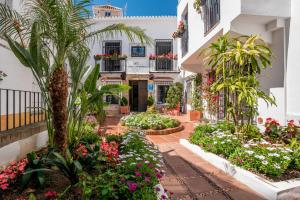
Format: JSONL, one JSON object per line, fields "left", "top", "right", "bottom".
{"left": 120, "top": 96, "right": 128, "bottom": 106}
{"left": 238, "top": 124, "right": 262, "bottom": 141}
{"left": 121, "top": 113, "right": 179, "bottom": 130}
{"left": 105, "top": 135, "right": 122, "bottom": 143}
{"left": 147, "top": 96, "right": 154, "bottom": 107}
{"left": 165, "top": 82, "right": 183, "bottom": 109}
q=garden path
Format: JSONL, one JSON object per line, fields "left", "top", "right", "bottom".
{"left": 101, "top": 115, "right": 265, "bottom": 200}
{"left": 146, "top": 115, "right": 265, "bottom": 200}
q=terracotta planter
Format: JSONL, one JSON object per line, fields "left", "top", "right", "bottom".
{"left": 120, "top": 106, "right": 129, "bottom": 114}
{"left": 188, "top": 110, "right": 202, "bottom": 121}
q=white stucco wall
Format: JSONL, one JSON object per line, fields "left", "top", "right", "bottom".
{"left": 87, "top": 16, "right": 177, "bottom": 69}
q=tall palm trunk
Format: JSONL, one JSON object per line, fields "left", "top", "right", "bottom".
{"left": 49, "top": 66, "right": 68, "bottom": 152}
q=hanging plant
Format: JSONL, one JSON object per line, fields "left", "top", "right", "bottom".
{"left": 193, "top": 0, "right": 205, "bottom": 14}
{"left": 172, "top": 21, "right": 186, "bottom": 39}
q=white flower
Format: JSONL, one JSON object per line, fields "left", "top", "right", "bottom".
{"left": 213, "top": 141, "right": 217, "bottom": 144}
{"left": 243, "top": 144, "right": 250, "bottom": 148}
{"left": 255, "top": 155, "right": 265, "bottom": 160}
{"left": 262, "top": 161, "right": 268, "bottom": 165}
{"left": 221, "top": 141, "right": 225, "bottom": 144}
{"left": 246, "top": 150, "right": 254, "bottom": 155}
{"left": 274, "top": 164, "right": 281, "bottom": 169}
{"left": 268, "top": 153, "right": 280, "bottom": 157}
{"left": 283, "top": 156, "right": 291, "bottom": 160}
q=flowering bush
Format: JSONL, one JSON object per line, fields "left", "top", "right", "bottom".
{"left": 230, "top": 141, "right": 293, "bottom": 177}
{"left": 149, "top": 53, "right": 177, "bottom": 60}
{"left": 172, "top": 21, "right": 185, "bottom": 39}
{"left": 94, "top": 53, "right": 127, "bottom": 60}
{"left": 264, "top": 118, "right": 282, "bottom": 141}
{"left": 79, "top": 131, "right": 164, "bottom": 200}
{"left": 0, "top": 158, "right": 28, "bottom": 191}
{"left": 121, "top": 112, "right": 180, "bottom": 130}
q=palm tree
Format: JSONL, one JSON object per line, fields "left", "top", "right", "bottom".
{"left": 0, "top": 0, "right": 151, "bottom": 151}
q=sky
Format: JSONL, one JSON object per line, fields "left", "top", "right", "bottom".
{"left": 86, "top": 0, "right": 177, "bottom": 16}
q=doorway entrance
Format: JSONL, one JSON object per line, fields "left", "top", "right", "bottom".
{"left": 129, "top": 80, "right": 148, "bottom": 112}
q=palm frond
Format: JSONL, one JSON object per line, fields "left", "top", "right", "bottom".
{"left": 86, "top": 23, "right": 153, "bottom": 45}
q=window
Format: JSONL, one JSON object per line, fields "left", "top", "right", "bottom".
{"left": 131, "top": 46, "right": 146, "bottom": 57}
{"left": 105, "top": 11, "right": 111, "bottom": 17}
{"left": 155, "top": 40, "right": 173, "bottom": 71}
{"left": 156, "top": 85, "right": 170, "bottom": 104}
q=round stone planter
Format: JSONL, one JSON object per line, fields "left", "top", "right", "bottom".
{"left": 144, "top": 124, "right": 184, "bottom": 135}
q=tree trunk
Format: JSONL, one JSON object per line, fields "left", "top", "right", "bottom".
{"left": 49, "top": 67, "right": 68, "bottom": 152}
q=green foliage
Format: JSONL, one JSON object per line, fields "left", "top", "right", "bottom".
{"left": 120, "top": 96, "right": 128, "bottom": 106}
{"left": 147, "top": 96, "right": 154, "bottom": 107}
{"left": 288, "top": 139, "right": 300, "bottom": 170}
{"left": 48, "top": 149, "right": 82, "bottom": 185}
{"left": 192, "top": 74, "right": 203, "bottom": 111}
{"left": 166, "top": 82, "right": 183, "bottom": 109}
{"left": 204, "top": 34, "right": 276, "bottom": 129}
{"left": 238, "top": 124, "right": 262, "bottom": 141}
{"left": 121, "top": 113, "right": 180, "bottom": 130}
{"left": 105, "top": 135, "right": 122, "bottom": 143}
{"left": 21, "top": 152, "right": 48, "bottom": 189}
{"left": 229, "top": 145, "right": 292, "bottom": 177}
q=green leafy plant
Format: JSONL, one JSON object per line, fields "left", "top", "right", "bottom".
{"left": 166, "top": 82, "right": 183, "bottom": 109}
{"left": 120, "top": 96, "right": 128, "bottom": 106}
{"left": 48, "top": 149, "right": 82, "bottom": 185}
{"left": 21, "top": 152, "right": 48, "bottom": 189}
{"left": 192, "top": 74, "right": 203, "bottom": 112}
{"left": 204, "top": 34, "right": 276, "bottom": 131}
{"left": 147, "top": 96, "right": 154, "bottom": 107}
{"left": 238, "top": 124, "right": 262, "bottom": 141}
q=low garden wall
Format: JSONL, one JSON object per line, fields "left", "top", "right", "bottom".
{"left": 145, "top": 124, "right": 184, "bottom": 135}
{"left": 0, "top": 122, "right": 48, "bottom": 166}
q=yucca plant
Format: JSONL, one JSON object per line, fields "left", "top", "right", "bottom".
{"left": 0, "top": 0, "right": 150, "bottom": 152}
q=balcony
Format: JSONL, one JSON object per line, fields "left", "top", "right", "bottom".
{"left": 149, "top": 59, "right": 179, "bottom": 73}
{"left": 204, "top": 0, "right": 220, "bottom": 34}
{"left": 96, "top": 58, "right": 126, "bottom": 73}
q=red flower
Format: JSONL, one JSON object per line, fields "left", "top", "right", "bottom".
{"left": 257, "top": 117, "right": 263, "bottom": 124}
{"left": 45, "top": 190, "right": 58, "bottom": 200}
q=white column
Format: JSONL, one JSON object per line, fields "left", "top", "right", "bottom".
{"left": 286, "top": 0, "right": 300, "bottom": 121}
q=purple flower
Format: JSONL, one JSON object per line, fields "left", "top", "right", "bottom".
{"left": 156, "top": 173, "right": 163, "bottom": 179}
{"left": 127, "top": 182, "right": 138, "bottom": 192}
{"left": 144, "top": 177, "right": 151, "bottom": 182}
{"left": 135, "top": 171, "right": 142, "bottom": 177}
{"left": 161, "top": 194, "right": 167, "bottom": 199}
{"left": 148, "top": 163, "right": 154, "bottom": 168}
{"left": 155, "top": 187, "right": 161, "bottom": 191}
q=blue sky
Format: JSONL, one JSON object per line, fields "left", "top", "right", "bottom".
{"left": 86, "top": 0, "right": 177, "bottom": 16}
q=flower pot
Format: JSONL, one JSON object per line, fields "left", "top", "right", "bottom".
{"left": 120, "top": 106, "right": 129, "bottom": 114}
{"left": 188, "top": 110, "right": 202, "bottom": 121}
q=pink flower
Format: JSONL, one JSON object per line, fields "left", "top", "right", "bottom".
{"left": 144, "top": 177, "right": 151, "bottom": 182}
{"left": 135, "top": 171, "right": 142, "bottom": 177}
{"left": 127, "top": 182, "right": 138, "bottom": 192}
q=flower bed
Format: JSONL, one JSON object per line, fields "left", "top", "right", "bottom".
{"left": 0, "top": 131, "right": 170, "bottom": 200}
{"left": 185, "top": 121, "right": 300, "bottom": 199}
{"left": 120, "top": 113, "right": 180, "bottom": 130}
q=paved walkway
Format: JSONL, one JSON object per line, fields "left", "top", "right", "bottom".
{"left": 101, "top": 115, "right": 265, "bottom": 200}
{"left": 147, "top": 115, "right": 265, "bottom": 200}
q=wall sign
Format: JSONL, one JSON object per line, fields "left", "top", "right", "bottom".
{"left": 147, "top": 83, "right": 154, "bottom": 92}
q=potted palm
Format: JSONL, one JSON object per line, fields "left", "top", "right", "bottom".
{"left": 120, "top": 96, "right": 129, "bottom": 114}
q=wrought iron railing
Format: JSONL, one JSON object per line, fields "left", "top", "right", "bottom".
{"left": 149, "top": 59, "right": 178, "bottom": 72}
{"left": 97, "top": 59, "right": 127, "bottom": 72}
{"left": 204, "top": 0, "right": 220, "bottom": 34}
{"left": 0, "top": 89, "right": 46, "bottom": 132}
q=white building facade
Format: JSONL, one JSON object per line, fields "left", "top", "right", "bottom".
{"left": 88, "top": 14, "right": 180, "bottom": 114}
{"left": 177, "top": 0, "right": 300, "bottom": 125}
